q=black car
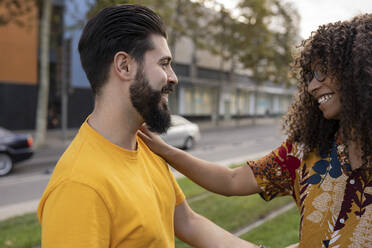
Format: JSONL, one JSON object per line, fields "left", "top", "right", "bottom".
{"left": 0, "top": 127, "right": 34, "bottom": 176}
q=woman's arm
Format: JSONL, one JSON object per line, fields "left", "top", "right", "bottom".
{"left": 138, "top": 125, "right": 261, "bottom": 196}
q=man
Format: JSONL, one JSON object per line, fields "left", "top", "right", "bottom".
{"left": 37, "top": 4, "right": 257, "bottom": 248}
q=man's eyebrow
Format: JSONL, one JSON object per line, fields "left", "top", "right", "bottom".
{"left": 159, "top": 56, "right": 172, "bottom": 63}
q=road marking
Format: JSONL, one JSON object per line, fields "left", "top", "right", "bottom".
{"left": 233, "top": 203, "right": 296, "bottom": 236}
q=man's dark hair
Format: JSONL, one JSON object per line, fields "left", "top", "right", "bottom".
{"left": 78, "top": 4, "right": 167, "bottom": 95}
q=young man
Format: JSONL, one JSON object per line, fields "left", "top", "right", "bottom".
{"left": 37, "top": 4, "right": 257, "bottom": 248}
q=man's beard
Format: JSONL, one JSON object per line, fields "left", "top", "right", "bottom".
{"left": 129, "top": 68, "right": 173, "bottom": 134}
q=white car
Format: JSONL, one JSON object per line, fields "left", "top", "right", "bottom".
{"left": 160, "top": 115, "right": 201, "bottom": 150}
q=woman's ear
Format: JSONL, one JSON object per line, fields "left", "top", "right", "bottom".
{"left": 113, "top": 51, "right": 136, "bottom": 80}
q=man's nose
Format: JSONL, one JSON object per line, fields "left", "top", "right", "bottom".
{"left": 168, "top": 67, "right": 178, "bottom": 85}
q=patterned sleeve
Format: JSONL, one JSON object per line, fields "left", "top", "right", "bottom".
{"left": 247, "top": 140, "right": 303, "bottom": 201}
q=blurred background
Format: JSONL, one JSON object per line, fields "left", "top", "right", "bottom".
{"left": 0, "top": 0, "right": 370, "bottom": 146}
{"left": 0, "top": 1, "right": 371, "bottom": 247}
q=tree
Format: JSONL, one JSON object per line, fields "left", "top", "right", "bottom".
{"left": 234, "top": 0, "right": 299, "bottom": 123}
{"left": 204, "top": 3, "right": 247, "bottom": 123}
{"left": 199, "top": 0, "right": 298, "bottom": 123}
{"left": 83, "top": 0, "right": 212, "bottom": 58}
{"left": 34, "top": 0, "right": 52, "bottom": 148}
{"left": 0, "top": 0, "right": 37, "bottom": 26}
{"left": 84, "top": 0, "right": 299, "bottom": 121}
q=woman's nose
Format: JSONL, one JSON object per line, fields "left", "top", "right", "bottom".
{"left": 307, "top": 77, "right": 322, "bottom": 95}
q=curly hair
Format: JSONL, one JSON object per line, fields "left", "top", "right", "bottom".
{"left": 282, "top": 14, "right": 372, "bottom": 170}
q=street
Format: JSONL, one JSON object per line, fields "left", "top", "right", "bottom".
{"left": 0, "top": 120, "right": 286, "bottom": 219}
{"left": 190, "top": 120, "right": 284, "bottom": 163}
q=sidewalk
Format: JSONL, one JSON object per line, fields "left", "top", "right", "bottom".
{"left": 20, "top": 116, "right": 280, "bottom": 151}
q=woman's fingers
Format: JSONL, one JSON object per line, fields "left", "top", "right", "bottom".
{"left": 138, "top": 130, "right": 151, "bottom": 142}
{"left": 139, "top": 124, "right": 154, "bottom": 137}
{"left": 139, "top": 124, "right": 149, "bottom": 133}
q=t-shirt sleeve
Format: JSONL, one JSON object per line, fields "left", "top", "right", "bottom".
{"left": 40, "top": 181, "right": 111, "bottom": 248}
{"left": 167, "top": 167, "right": 186, "bottom": 206}
{"left": 247, "top": 140, "right": 303, "bottom": 201}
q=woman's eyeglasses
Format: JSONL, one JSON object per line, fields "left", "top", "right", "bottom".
{"left": 305, "top": 62, "right": 327, "bottom": 85}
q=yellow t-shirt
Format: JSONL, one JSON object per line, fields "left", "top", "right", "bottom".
{"left": 37, "top": 120, "right": 185, "bottom": 248}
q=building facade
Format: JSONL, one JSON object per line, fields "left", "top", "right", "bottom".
{"left": 63, "top": 3, "right": 294, "bottom": 127}
{"left": 0, "top": 0, "right": 67, "bottom": 130}
{"left": 0, "top": 1, "right": 294, "bottom": 130}
{"left": 0, "top": 2, "right": 39, "bottom": 130}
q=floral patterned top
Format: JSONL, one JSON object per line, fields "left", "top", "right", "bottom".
{"left": 248, "top": 138, "right": 372, "bottom": 248}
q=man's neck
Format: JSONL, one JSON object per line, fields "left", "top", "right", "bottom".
{"left": 88, "top": 105, "right": 141, "bottom": 151}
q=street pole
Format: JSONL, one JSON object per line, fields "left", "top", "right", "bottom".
{"left": 61, "top": 37, "right": 69, "bottom": 142}
{"left": 60, "top": 2, "right": 69, "bottom": 143}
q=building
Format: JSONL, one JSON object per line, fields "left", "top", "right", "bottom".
{"left": 63, "top": 2, "right": 294, "bottom": 126}
{"left": 0, "top": 0, "right": 66, "bottom": 130}
{"left": 0, "top": 1, "right": 294, "bottom": 130}
{"left": 170, "top": 36, "right": 294, "bottom": 121}
{"left": 0, "top": 1, "right": 39, "bottom": 130}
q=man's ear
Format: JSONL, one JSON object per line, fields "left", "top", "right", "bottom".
{"left": 113, "top": 51, "right": 136, "bottom": 80}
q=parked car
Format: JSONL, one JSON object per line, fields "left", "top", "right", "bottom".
{"left": 160, "top": 115, "right": 201, "bottom": 150}
{"left": 0, "top": 127, "right": 34, "bottom": 176}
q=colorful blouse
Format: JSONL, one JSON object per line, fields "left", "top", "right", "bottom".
{"left": 248, "top": 139, "right": 372, "bottom": 248}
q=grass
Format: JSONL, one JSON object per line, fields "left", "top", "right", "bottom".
{"left": 0, "top": 213, "right": 41, "bottom": 248}
{"left": 177, "top": 176, "right": 207, "bottom": 199}
{"left": 175, "top": 194, "right": 293, "bottom": 248}
{"left": 189, "top": 194, "right": 292, "bottom": 232}
{"left": 240, "top": 206, "right": 300, "bottom": 248}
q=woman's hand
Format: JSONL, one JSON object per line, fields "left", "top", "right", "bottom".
{"left": 138, "top": 124, "right": 172, "bottom": 156}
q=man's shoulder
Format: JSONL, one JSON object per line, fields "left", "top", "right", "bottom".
{"left": 41, "top": 144, "right": 115, "bottom": 213}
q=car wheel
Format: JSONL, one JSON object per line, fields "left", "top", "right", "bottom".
{"left": 183, "top": 137, "right": 195, "bottom": 150}
{"left": 0, "top": 153, "right": 13, "bottom": 176}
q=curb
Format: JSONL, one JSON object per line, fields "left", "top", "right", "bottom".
{"left": 0, "top": 200, "right": 40, "bottom": 221}
{"left": 233, "top": 202, "right": 296, "bottom": 236}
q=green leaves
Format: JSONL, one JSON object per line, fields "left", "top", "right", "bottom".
{"left": 235, "top": 0, "right": 300, "bottom": 85}
{"left": 0, "top": 0, "right": 38, "bottom": 27}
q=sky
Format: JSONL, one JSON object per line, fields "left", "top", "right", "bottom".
{"left": 216, "top": 0, "right": 372, "bottom": 39}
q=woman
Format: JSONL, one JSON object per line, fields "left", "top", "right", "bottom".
{"left": 139, "top": 14, "right": 372, "bottom": 247}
